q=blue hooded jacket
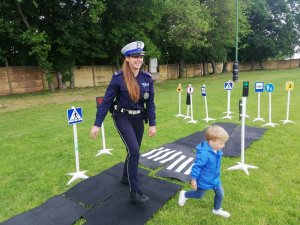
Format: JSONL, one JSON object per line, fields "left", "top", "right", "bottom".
{"left": 190, "top": 141, "right": 223, "bottom": 190}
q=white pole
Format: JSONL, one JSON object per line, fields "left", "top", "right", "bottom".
{"left": 262, "top": 92, "right": 278, "bottom": 127}
{"left": 187, "top": 94, "right": 197, "bottom": 123}
{"left": 176, "top": 92, "right": 184, "bottom": 117}
{"left": 101, "top": 124, "right": 106, "bottom": 150}
{"left": 228, "top": 97, "right": 258, "bottom": 175}
{"left": 184, "top": 105, "right": 191, "bottom": 119}
{"left": 241, "top": 97, "right": 246, "bottom": 165}
{"left": 73, "top": 123, "right": 80, "bottom": 172}
{"left": 268, "top": 92, "right": 272, "bottom": 123}
{"left": 253, "top": 92, "right": 264, "bottom": 122}
{"left": 190, "top": 94, "right": 194, "bottom": 120}
{"left": 204, "top": 96, "right": 208, "bottom": 118}
{"left": 223, "top": 90, "right": 233, "bottom": 119}
{"left": 179, "top": 92, "right": 182, "bottom": 115}
{"left": 257, "top": 92, "right": 261, "bottom": 118}
{"left": 96, "top": 122, "right": 113, "bottom": 156}
{"left": 202, "top": 96, "right": 215, "bottom": 122}
{"left": 281, "top": 90, "right": 294, "bottom": 124}
{"left": 286, "top": 90, "right": 290, "bottom": 120}
{"left": 227, "top": 91, "right": 231, "bottom": 113}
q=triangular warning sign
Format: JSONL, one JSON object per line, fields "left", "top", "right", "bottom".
{"left": 177, "top": 83, "right": 182, "bottom": 92}
{"left": 69, "top": 109, "right": 82, "bottom": 123}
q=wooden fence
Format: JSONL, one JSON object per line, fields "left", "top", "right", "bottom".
{"left": 0, "top": 59, "right": 299, "bottom": 96}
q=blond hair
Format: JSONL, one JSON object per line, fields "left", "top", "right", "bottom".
{"left": 122, "top": 59, "right": 140, "bottom": 103}
{"left": 205, "top": 125, "right": 229, "bottom": 143}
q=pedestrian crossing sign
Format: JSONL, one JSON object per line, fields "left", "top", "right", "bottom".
{"left": 224, "top": 81, "right": 233, "bottom": 91}
{"left": 67, "top": 107, "right": 83, "bottom": 124}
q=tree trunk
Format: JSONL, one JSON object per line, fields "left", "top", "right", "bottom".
{"left": 92, "top": 61, "right": 96, "bottom": 87}
{"left": 5, "top": 58, "right": 13, "bottom": 94}
{"left": 56, "top": 72, "right": 63, "bottom": 89}
{"left": 16, "top": 2, "right": 30, "bottom": 28}
{"left": 202, "top": 62, "right": 207, "bottom": 76}
{"left": 178, "top": 59, "right": 185, "bottom": 78}
{"left": 222, "top": 61, "right": 228, "bottom": 73}
{"left": 48, "top": 81, "right": 55, "bottom": 92}
{"left": 251, "top": 59, "right": 255, "bottom": 70}
{"left": 70, "top": 68, "right": 75, "bottom": 89}
{"left": 211, "top": 60, "right": 216, "bottom": 74}
{"left": 259, "top": 61, "right": 264, "bottom": 70}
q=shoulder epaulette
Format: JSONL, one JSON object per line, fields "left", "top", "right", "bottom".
{"left": 113, "top": 71, "right": 123, "bottom": 76}
{"left": 142, "top": 71, "right": 152, "bottom": 77}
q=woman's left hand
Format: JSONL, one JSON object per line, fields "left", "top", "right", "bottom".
{"left": 148, "top": 126, "right": 156, "bottom": 137}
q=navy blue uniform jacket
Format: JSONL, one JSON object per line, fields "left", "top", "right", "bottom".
{"left": 94, "top": 70, "right": 156, "bottom": 127}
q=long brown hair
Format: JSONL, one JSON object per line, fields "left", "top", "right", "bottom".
{"left": 122, "top": 59, "right": 140, "bottom": 103}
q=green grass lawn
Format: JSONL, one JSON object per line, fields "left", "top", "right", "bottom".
{"left": 1, "top": 69, "right": 300, "bottom": 225}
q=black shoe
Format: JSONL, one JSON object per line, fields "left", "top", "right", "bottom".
{"left": 130, "top": 192, "right": 149, "bottom": 204}
{"left": 120, "top": 176, "right": 129, "bottom": 185}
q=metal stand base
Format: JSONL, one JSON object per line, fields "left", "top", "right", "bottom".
{"left": 223, "top": 111, "right": 234, "bottom": 114}
{"left": 187, "top": 120, "right": 197, "bottom": 124}
{"left": 175, "top": 114, "right": 185, "bottom": 117}
{"left": 183, "top": 116, "right": 191, "bottom": 119}
{"left": 202, "top": 118, "right": 215, "bottom": 123}
{"left": 96, "top": 148, "right": 113, "bottom": 156}
{"left": 262, "top": 122, "right": 279, "bottom": 127}
{"left": 228, "top": 162, "right": 258, "bottom": 175}
{"left": 222, "top": 115, "right": 233, "bottom": 119}
{"left": 281, "top": 119, "right": 295, "bottom": 124}
{"left": 67, "top": 171, "right": 88, "bottom": 185}
{"left": 253, "top": 117, "right": 265, "bottom": 122}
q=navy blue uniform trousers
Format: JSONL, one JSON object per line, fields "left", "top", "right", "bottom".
{"left": 112, "top": 111, "right": 144, "bottom": 193}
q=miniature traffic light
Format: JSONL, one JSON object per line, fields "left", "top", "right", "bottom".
{"left": 232, "top": 61, "right": 239, "bottom": 82}
{"left": 242, "top": 81, "right": 249, "bottom": 97}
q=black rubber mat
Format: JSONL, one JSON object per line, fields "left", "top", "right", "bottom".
{"left": 140, "top": 122, "right": 267, "bottom": 182}
{"left": 82, "top": 175, "right": 181, "bottom": 225}
{"left": 2, "top": 195, "right": 87, "bottom": 225}
{"left": 64, "top": 162, "right": 150, "bottom": 207}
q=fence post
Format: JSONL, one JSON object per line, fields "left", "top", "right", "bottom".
{"left": 91, "top": 61, "right": 96, "bottom": 87}
{"left": 5, "top": 59, "right": 13, "bottom": 94}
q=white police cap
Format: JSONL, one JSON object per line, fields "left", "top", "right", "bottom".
{"left": 121, "top": 41, "right": 145, "bottom": 56}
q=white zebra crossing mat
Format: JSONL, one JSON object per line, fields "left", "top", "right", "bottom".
{"left": 139, "top": 122, "right": 267, "bottom": 182}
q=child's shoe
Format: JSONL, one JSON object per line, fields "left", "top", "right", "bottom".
{"left": 178, "top": 190, "right": 187, "bottom": 206}
{"left": 212, "top": 208, "right": 230, "bottom": 218}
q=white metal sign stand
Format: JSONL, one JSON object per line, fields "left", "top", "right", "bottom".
{"left": 184, "top": 87, "right": 191, "bottom": 120}
{"left": 253, "top": 82, "right": 265, "bottom": 122}
{"left": 223, "top": 81, "right": 234, "bottom": 119}
{"left": 201, "top": 84, "right": 215, "bottom": 122}
{"left": 228, "top": 82, "right": 258, "bottom": 175}
{"left": 186, "top": 84, "right": 197, "bottom": 124}
{"left": 67, "top": 106, "right": 88, "bottom": 185}
{"left": 175, "top": 83, "right": 185, "bottom": 117}
{"left": 96, "top": 122, "right": 113, "bottom": 156}
{"left": 281, "top": 81, "right": 295, "bottom": 124}
{"left": 95, "top": 97, "right": 113, "bottom": 156}
{"left": 262, "top": 83, "right": 278, "bottom": 127}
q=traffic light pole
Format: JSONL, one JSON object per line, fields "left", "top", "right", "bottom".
{"left": 232, "top": 0, "right": 239, "bottom": 82}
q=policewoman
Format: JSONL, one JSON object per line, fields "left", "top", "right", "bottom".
{"left": 90, "top": 41, "right": 156, "bottom": 204}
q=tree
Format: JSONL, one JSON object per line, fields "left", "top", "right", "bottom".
{"left": 100, "top": 0, "right": 164, "bottom": 68}
{"left": 199, "top": 0, "right": 250, "bottom": 74}
{"left": 239, "top": 0, "right": 300, "bottom": 68}
{"left": 156, "top": 0, "right": 212, "bottom": 77}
